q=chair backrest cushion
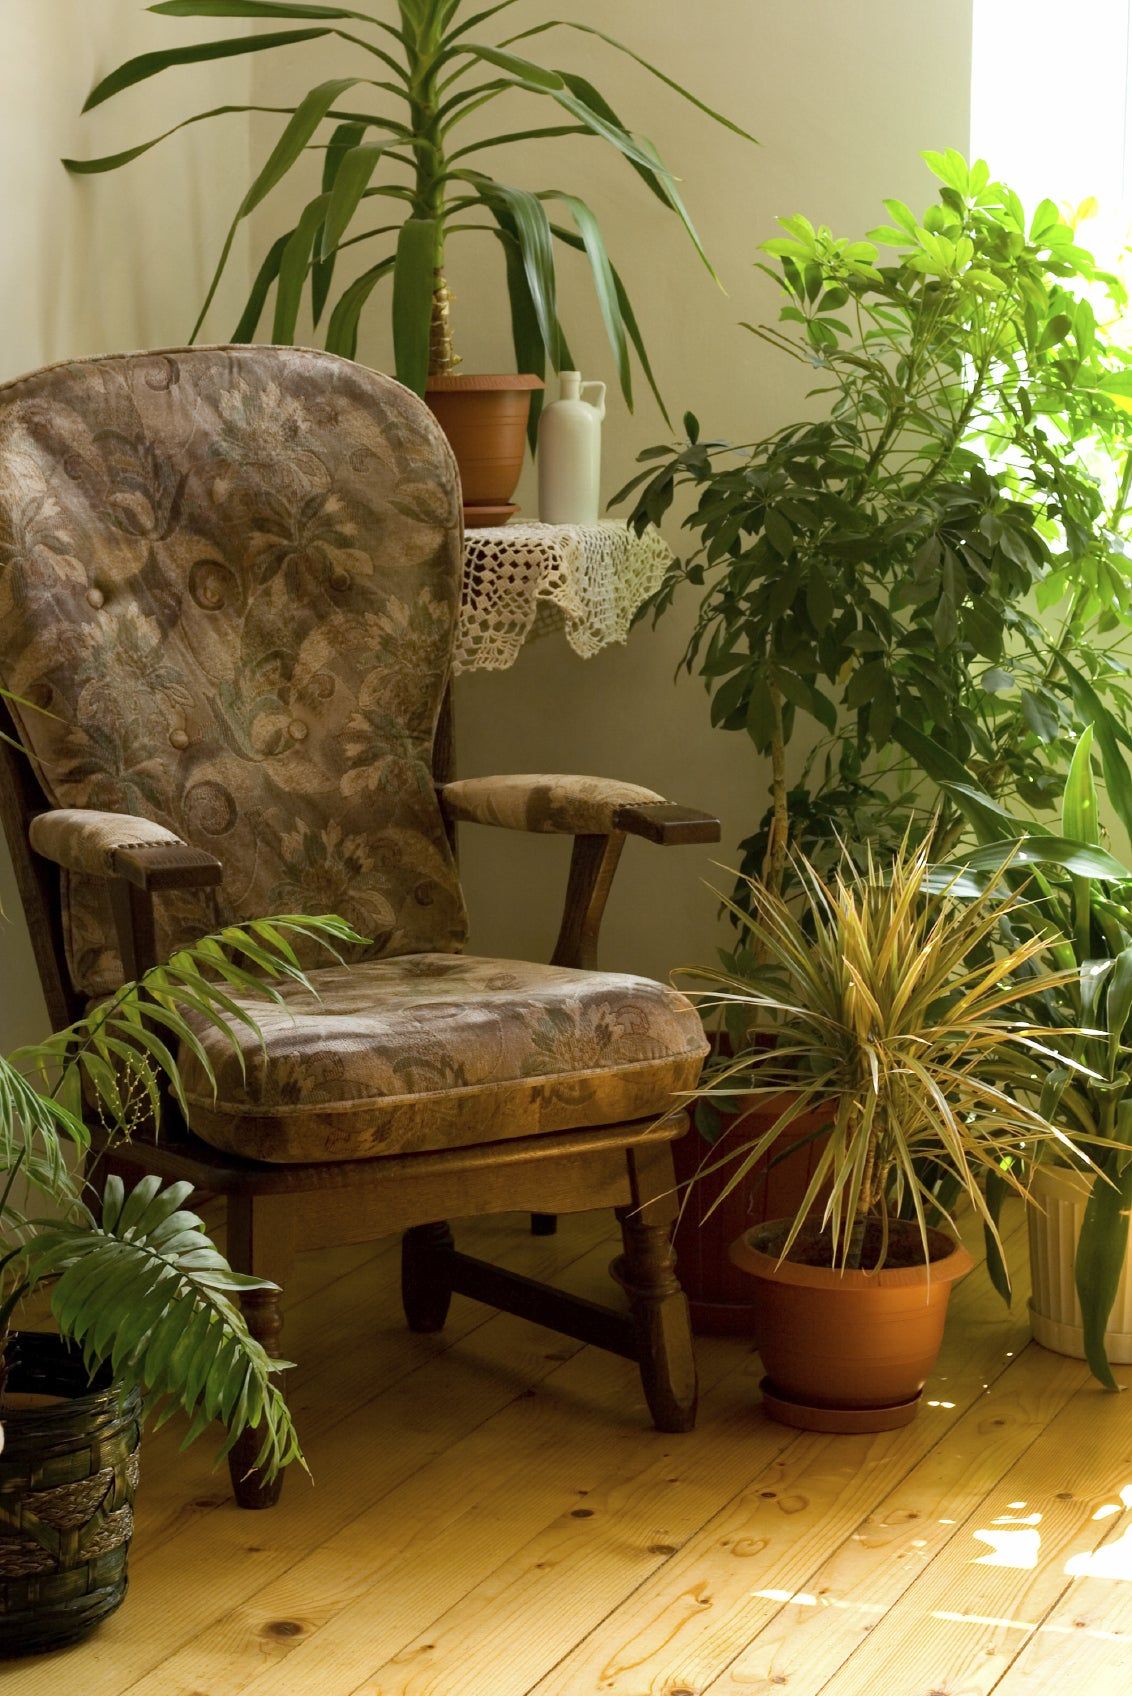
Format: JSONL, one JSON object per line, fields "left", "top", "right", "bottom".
{"left": 0, "top": 346, "right": 467, "bottom": 996}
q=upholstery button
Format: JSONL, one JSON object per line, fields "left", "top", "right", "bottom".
{"left": 288, "top": 720, "right": 308, "bottom": 742}
{"left": 86, "top": 587, "right": 104, "bottom": 609}
{"left": 169, "top": 728, "right": 190, "bottom": 751}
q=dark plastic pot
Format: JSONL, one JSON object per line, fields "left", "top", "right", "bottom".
{"left": 0, "top": 1333, "right": 141, "bottom": 1657}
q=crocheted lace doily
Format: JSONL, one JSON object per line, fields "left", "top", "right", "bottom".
{"left": 455, "top": 520, "right": 673, "bottom": 672}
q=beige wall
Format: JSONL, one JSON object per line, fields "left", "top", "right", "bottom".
{"left": 243, "top": 0, "right": 974, "bottom": 980}
{"left": 0, "top": 1, "right": 973, "bottom": 1045}
{"left": 0, "top": 1, "right": 255, "bottom": 1042}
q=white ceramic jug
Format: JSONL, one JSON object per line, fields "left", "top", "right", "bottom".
{"left": 537, "top": 371, "right": 606, "bottom": 524}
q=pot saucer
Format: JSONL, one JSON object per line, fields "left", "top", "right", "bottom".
{"left": 758, "top": 1376, "right": 921, "bottom": 1432}
{"left": 463, "top": 502, "right": 518, "bottom": 528}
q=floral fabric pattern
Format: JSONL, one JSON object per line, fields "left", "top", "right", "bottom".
{"left": 178, "top": 952, "right": 708, "bottom": 1163}
{"left": 439, "top": 773, "right": 665, "bottom": 835}
{"left": 0, "top": 347, "right": 467, "bottom": 993}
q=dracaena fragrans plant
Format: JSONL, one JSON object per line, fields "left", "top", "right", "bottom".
{"left": 69, "top": 0, "right": 752, "bottom": 422}
{"left": 681, "top": 841, "right": 1095, "bottom": 1275}
{"left": 622, "top": 150, "right": 1132, "bottom": 906}
{"left": 0, "top": 895, "right": 361, "bottom": 1479}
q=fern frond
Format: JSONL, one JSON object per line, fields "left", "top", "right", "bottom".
{"left": 19, "top": 1176, "right": 303, "bottom": 1480}
{"left": 9, "top": 912, "right": 367, "bottom": 1142}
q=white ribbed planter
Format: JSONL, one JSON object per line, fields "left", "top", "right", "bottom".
{"left": 1027, "top": 1164, "right": 1132, "bottom": 1363}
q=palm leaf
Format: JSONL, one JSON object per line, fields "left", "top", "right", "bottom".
{"left": 22, "top": 1178, "right": 303, "bottom": 1478}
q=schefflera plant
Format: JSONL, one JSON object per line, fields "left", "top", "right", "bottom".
{"left": 623, "top": 150, "right": 1132, "bottom": 902}
{"left": 68, "top": 0, "right": 753, "bottom": 421}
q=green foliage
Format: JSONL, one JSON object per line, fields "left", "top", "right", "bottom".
{"left": 17, "top": 1177, "right": 304, "bottom": 1478}
{"left": 680, "top": 839, "right": 1092, "bottom": 1272}
{"left": 68, "top": 1, "right": 753, "bottom": 405}
{"left": 623, "top": 152, "right": 1132, "bottom": 899}
{"left": 933, "top": 730, "right": 1132, "bottom": 1387}
{"left": 0, "top": 910, "right": 363, "bottom": 1477}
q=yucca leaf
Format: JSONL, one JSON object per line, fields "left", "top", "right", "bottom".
{"left": 63, "top": 103, "right": 319, "bottom": 175}
{"left": 232, "top": 230, "right": 291, "bottom": 341}
{"left": 549, "top": 220, "right": 669, "bottom": 424}
{"left": 321, "top": 139, "right": 387, "bottom": 259}
{"left": 553, "top": 72, "right": 718, "bottom": 286}
{"left": 312, "top": 121, "right": 366, "bottom": 323}
{"left": 325, "top": 255, "right": 396, "bottom": 358}
{"left": 392, "top": 217, "right": 438, "bottom": 393}
{"left": 452, "top": 45, "right": 664, "bottom": 175}
{"left": 545, "top": 192, "right": 630, "bottom": 405}
{"left": 192, "top": 78, "right": 363, "bottom": 341}
{"left": 499, "top": 21, "right": 759, "bottom": 145}
{"left": 151, "top": 2, "right": 378, "bottom": 18}
{"left": 83, "top": 27, "right": 330, "bottom": 112}
{"left": 477, "top": 182, "right": 561, "bottom": 367}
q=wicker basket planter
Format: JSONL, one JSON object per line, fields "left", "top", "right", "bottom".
{"left": 0, "top": 1333, "right": 141, "bottom": 1658}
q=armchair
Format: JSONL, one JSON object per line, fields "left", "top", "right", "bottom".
{"left": 0, "top": 346, "right": 720, "bottom": 1508}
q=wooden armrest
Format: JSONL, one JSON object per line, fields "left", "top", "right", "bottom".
{"left": 612, "top": 803, "right": 721, "bottom": 847}
{"left": 30, "top": 808, "right": 223, "bottom": 982}
{"left": 110, "top": 840, "right": 223, "bottom": 892}
{"left": 29, "top": 807, "right": 222, "bottom": 890}
{"left": 438, "top": 775, "right": 719, "bottom": 845}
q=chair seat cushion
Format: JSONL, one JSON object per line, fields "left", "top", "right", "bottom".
{"left": 179, "top": 953, "right": 708, "bottom": 1163}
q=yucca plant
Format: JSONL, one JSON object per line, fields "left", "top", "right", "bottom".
{"left": 0, "top": 909, "right": 361, "bottom": 1479}
{"left": 682, "top": 841, "right": 1097, "bottom": 1274}
{"left": 68, "top": 0, "right": 753, "bottom": 416}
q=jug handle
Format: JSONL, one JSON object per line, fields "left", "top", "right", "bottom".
{"left": 581, "top": 380, "right": 607, "bottom": 420}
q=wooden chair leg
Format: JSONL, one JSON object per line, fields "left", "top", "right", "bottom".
{"left": 225, "top": 1195, "right": 293, "bottom": 1510}
{"left": 530, "top": 1212, "right": 558, "bottom": 1236}
{"left": 615, "top": 1144, "right": 698, "bottom": 1434}
{"left": 227, "top": 1286, "right": 286, "bottom": 1509}
{"left": 402, "top": 1221, "right": 455, "bottom": 1332}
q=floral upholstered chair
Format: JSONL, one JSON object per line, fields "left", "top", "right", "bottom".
{"left": 0, "top": 347, "right": 719, "bottom": 1506}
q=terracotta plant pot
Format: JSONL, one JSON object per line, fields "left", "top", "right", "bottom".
{"left": 425, "top": 373, "right": 544, "bottom": 527}
{"left": 730, "top": 1218, "right": 974, "bottom": 1432}
{"left": 671, "top": 1095, "right": 830, "bottom": 1335}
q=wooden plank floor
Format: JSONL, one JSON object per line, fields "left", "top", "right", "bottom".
{"left": 12, "top": 1205, "right": 1132, "bottom": 1695}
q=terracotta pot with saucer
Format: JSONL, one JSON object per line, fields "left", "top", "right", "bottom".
{"left": 426, "top": 374, "right": 543, "bottom": 527}
{"left": 730, "top": 1217, "right": 973, "bottom": 1432}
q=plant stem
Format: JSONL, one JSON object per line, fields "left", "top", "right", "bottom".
{"left": 845, "top": 1132, "right": 877, "bottom": 1271}
{"left": 761, "top": 679, "right": 789, "bottom": 902}
{"left": 429, "top": 270, "right": 460, "bottom": 373}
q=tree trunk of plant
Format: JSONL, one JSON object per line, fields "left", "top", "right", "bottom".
{"left": 761, "top": 680, "right": 789, "bottom": 895}
{"left": 845, "top": 1134, "right": 877, "bottom": 1271}
{"left": 429, "top": 270, "right": 460, "bottom": 377}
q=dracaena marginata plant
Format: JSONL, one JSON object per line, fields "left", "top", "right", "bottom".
{"left": 0, "top": 874, "right": 361, "bottom": 1476}
{"left": 933, "top": 724, "right": 1132, "bottom": 1386}
{"left": 621, "top": 150, "right": 1132, "bottom": 910}
{"left": 679, "top": 839, "right": 1098, "bottom": 1277}
{"left": 68, "top": 0, "right": 753, "bottom": 421}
